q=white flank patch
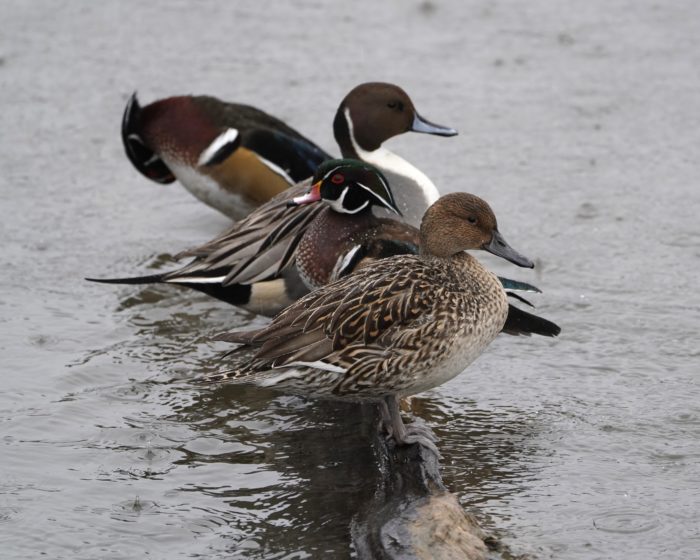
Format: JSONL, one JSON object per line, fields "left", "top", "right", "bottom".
{"left": 259, "top": 369, "right": 304, "bottom": 387}
{"left": 344, "top": 108, "right": 440, "bottom": 206}
{"left": 197, "top": 128, "right": 239, "bottom": 167}
{"left": 257, "top": 154, "right": 295, "bottom": 185}
{"left": 285, "top": 360, "right": 347, "bottom": 374}
{"left": 165, "top": 275, "right": 226, "bottom": 284}
{"left": 327, "top": 186, "right": 370, "bottom": 214}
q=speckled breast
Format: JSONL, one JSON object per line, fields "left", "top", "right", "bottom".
{"left": 295, "top": 208, "right": 375, "bottom": 290}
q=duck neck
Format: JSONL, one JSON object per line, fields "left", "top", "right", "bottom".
{"left": 418, "top": 249, "right": 475, "bottom": 273}
{"left": 334, "top": 108, "right": 440, "bottom": 212}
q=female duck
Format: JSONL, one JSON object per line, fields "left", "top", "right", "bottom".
{"left": 210, "top": 193, "right": 540, "bottom": 450}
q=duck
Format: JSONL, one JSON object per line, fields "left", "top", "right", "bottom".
{"left": 122, "top": 82, "right": 457, "bottom": 223}
{"left": 206, "top": 192, "right": 560, "bottom": 452}
{"left": 88, "top": 159, "right": 416, "bottom": 315}
{"left": 88, "top": 159, "right": 557, "bottom": 332}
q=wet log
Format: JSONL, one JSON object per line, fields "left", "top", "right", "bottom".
{"left": 352, "top": 416, "right": 505, "bottom": 560}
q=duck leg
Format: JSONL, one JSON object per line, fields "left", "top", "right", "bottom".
{"left": 380, "top": 395, "right": 440, "bottom": 456}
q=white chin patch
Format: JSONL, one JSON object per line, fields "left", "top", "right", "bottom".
{"left": 326, "top": 186, "right": 369, "bottom": 214}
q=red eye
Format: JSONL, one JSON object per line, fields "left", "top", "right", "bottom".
{"left": 331, "top": 173, "right": 344, "bottom": 184}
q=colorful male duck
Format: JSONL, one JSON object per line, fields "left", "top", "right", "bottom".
{"left": 89, "top": 159, "right": 558, "bottom": 335}
{"left": 208, "top": 192, "right": 559, "bottom": 452}
{"left": 89, "top": 159, "right": 412, "bottom": 314}
{"left": 122, "top": 82, "right": 456, "bottom": 224}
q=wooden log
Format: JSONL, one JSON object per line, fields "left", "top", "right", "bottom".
{"left": 352, "top": 416, "right": 506, "bottom": 560}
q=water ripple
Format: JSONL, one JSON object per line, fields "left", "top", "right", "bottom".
{"left": 593, "top": 510, "right": 660, "bottom": 534}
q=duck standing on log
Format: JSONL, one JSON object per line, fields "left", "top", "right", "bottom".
{"left": 208, "top": 191, "right": 560, "bottom": 453}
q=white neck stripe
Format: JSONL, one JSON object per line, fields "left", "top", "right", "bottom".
{"left": 343, "top": 108, "right": 440, "bottom": 206}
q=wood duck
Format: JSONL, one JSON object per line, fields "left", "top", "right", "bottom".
{"left": 121, "top": 82, "right": 457, "bottom": 224}
{"left": 88, "top": 160, "right": 559, "bottom": 339}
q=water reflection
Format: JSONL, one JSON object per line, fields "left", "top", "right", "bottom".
{"left": 70, "top": 286, "right": 548, "bottom": 556}
{"left": 169, "top": 381, "right": 381, "bottom": 557}
{"left": 412, "top": 397, "right": 545, "bottom": 516}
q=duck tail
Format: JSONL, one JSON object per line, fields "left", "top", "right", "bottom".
{"left": 503, "top": 304, "right": 561, "bottom": 338}
{"left": 85, "top": 273, "right": 165, "bottom": 285}
{"left": 121, "top": 92, "right": 176, "bottom": 184}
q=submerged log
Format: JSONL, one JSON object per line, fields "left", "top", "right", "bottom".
{"left": 352, "top": 415, "right": 506, "bottom": 560}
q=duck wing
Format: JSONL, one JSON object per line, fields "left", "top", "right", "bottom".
{"left": 213, "top": 255, "right": 439, "bottom": 375}
{"left": 166, "top": 180, "right": 325, "bottom": 285}
{"left": 242, "top": 128, "right": 330, "bottom": 183}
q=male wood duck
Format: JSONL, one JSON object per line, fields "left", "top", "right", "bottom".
{"left": 122, "top": 82, "right": 456, "bottom": 223}
{"left": 122, "top": 93, "right": 330, "bottom": 219}
{"left": 89, "top": 160, "right": 420, "bottom": 314}
{"left": 88, "top": 160, "right": 559, "bottom": 338}
{"left": 207, "top": 192, "right": 560, "bottom": 452}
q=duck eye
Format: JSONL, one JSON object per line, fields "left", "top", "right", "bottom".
{"left": 331, "top": 173, "right": 344, "bottom": 185}
{"left": 387, "top": 100, "right": 404, "bottom": 111}
{"left": 467, "top": 216, "right": 477, "bottom": 224}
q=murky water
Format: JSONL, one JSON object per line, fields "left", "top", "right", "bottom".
{"left": 2, "top": 1, "right": 699, "bottom": 558}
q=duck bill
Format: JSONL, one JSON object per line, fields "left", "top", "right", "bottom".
{"left": 289, "top": 181, "right": 322, "bottom": 206}
{"left": 410, "top": 113, "right": 458, "bottom": 137}
{"left": 484, "top": 231, "right": 534, "bottom": 268}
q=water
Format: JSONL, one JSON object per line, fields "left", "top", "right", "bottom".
{"left": 2, "top": 0, "right": 699, "bottom": 558}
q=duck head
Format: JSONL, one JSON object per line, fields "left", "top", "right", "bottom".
{"left": 419, "top": 192, "right": 534, "bottom": 267}
{"left": 289, "top": 159, "right": 401, "bottom": 215}
{"left": 333, "top": 82, "right": 458, "bottom": 155}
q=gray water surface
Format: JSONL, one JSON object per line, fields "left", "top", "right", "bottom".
{"left": 2, "top": 1, "right": 699, "bottom": 558}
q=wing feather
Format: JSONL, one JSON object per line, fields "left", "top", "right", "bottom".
{"left": 162, "top": 180, "right": 326, "bottom": 285}
{"left": 221, "top": 255, "right": 438, "bottom": 376}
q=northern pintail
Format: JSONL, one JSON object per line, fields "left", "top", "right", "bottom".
{"left": 208, "top": 193, "right": 560, "bottom": 451}
{"left": 122, "top": 82, "right": 456, "bottom": 223}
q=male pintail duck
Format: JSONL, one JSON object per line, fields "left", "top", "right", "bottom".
{"left": 88, "top": 159, "right": 558, "bottom": 335}
{"left": 207, "top": 192, "right": 560, "bottom": 452}
{"left": 122, "top": 82, "right": 456, "bottom": 223}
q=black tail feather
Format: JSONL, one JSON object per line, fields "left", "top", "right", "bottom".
{"left": 505, "top": 291, "right": 535, "bottom": 308}
{"left": 87, "top": 274, "right": 255, "bottom": 308}
{"left": 86, "top": 273, "right": 165, "bottom": 285}
{"left": 502, "top": 304, "right": 561, "bottom": 337}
